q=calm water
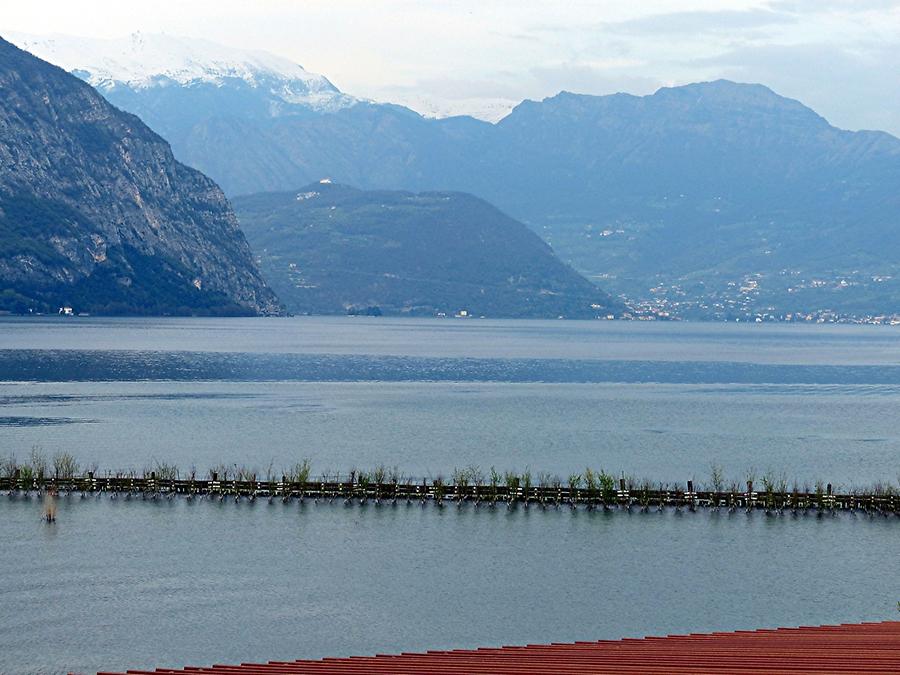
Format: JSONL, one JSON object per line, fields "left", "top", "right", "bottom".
{"left": 1, "top": 498, "right": 898, "bottom": 675}
{"left": 1, "top": 317, "right": 899, "bottom": 482}
{"left": 0, "top": 317, "right": 898, "bottom": 673}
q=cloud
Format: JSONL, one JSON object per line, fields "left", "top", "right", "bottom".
{"left": 376, "top": 75, "right": 527, "bottom": 102}
{"left": 769, "top": 0, "right": 900, "bottom": 13}
{"left": 604, "top": 9, "right": 797, "bottom": 36}
{"left": 526, "top": 63, "right": 662, "bottom": 99}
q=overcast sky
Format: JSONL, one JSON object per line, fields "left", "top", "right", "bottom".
{"left": 4, "top": 0, "right": 900, "bottom": 134}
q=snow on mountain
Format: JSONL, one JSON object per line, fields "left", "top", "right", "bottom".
{"left": 384, "top": 93, "right": 517, "bottom": 123}
{"left": 8, "top": 31, "right": 357, "bottom": 111}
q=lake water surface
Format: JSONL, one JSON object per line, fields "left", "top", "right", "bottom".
{"left": 0, "top": 317, "right": 898, "bottom": 673}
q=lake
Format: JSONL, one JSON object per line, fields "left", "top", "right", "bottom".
{"left": 0, "top": 317, "right": 898, "bottom": 673}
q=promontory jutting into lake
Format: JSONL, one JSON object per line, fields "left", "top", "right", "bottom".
{"left": 2, "top": 6, "right": 900, "bottom": 675}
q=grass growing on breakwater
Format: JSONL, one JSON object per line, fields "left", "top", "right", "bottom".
{"left": 2, "top": 449, "right": 899, "bottom": 515}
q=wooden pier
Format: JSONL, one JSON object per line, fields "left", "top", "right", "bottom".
{"left": 2, "top": 472, "right": 898, "bottom": 515}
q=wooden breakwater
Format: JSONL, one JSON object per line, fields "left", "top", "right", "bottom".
{"left": 1, "top": 472, "right": 898, "bottom": 514}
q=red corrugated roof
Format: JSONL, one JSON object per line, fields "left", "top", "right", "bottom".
{"left": 99, "top": 621, "right": 900, "bottom": 674}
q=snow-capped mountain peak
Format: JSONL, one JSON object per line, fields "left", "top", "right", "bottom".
{"left": 9, "top": 31, "right": 356, "bottom": 111}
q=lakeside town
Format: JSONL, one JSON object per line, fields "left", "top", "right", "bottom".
{"left": 626, "top": 270, "right": 900, "bottom": 324}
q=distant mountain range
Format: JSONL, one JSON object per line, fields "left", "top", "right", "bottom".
{"left": 0, "top": 36, "right": 280, "bottom": 316}
{"left": 234, "top": 183, "right": 620, "bottom": 318}
{"left": 489, "top": 84, "right": 900, "bottom": 320}
{"left": 11, "top": 33, "right": 900, "bottom": 320}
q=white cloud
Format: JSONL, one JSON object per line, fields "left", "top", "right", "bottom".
{"left": 603, "top": 8, "right": 797, "bottom": 34}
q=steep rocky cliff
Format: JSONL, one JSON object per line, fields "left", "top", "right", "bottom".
{"left": 0, "top": 37, "right": 280, "bottom": 315}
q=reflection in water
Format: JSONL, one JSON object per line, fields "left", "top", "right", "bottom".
{"left": 0, "top": 497, "right": 896, "bottom": 674}
{"left": 42, "top": 489, "right": 56, "bottom": 522}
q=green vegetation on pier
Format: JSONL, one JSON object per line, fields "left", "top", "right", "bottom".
{"left": 2, "top": 451, "right": 898, "bottom": 515}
